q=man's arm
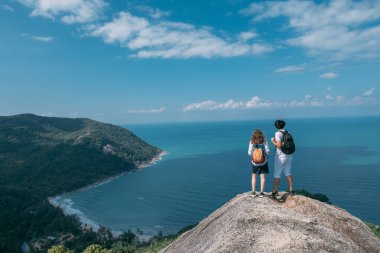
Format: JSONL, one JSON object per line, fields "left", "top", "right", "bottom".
{"left": 264, "top": 141, "right": 270, "bottom": 155}
{"left": 271, "top": 132, "right": 282, "bottom": 148}
{"left": 271, "top": 138, "right": 282, "bottom": 148}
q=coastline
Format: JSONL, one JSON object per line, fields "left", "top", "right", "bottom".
{"left": 137, "top": 150, "right": 168, "bottom": 169}
{"left": 48, "top": 150, "right": 168, "bottom": 234}
{"left": 48, "top": 150, "right": 168, "bottom": 196}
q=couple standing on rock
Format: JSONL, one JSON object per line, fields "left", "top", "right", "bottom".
{"left": 247, "top": 119, "right": 295, "bottom": 198}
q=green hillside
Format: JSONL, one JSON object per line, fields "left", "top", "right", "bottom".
{"left": 0, "top": 114, "right": 161, "bottom": 253}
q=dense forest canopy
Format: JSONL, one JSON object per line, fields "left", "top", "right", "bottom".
{"left": 0, "top": 114, "right": 161, "bottom": 252}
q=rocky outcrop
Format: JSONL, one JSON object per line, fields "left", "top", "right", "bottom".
{"left": 161, "top": 192, "right": 380, "bottom": 253}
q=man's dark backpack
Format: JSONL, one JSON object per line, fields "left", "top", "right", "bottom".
{"left": 279, "top": 130, "right": 296, "bottom": 154}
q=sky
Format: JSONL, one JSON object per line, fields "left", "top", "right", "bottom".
{"left": 0, "top": 0, "right": 379, "bottom": 124}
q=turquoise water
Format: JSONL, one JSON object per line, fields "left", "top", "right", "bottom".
{"left": 54, "top": 117, "right": 380, "bottom": 235}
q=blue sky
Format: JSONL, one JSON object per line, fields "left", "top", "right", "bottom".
{"left": 0, "top": 0, "right": 379, "bottom": 124}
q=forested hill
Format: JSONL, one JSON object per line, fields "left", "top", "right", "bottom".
{"left": 0, "top": 114, "right": 161, "bottom": 252}
{"left": 0, "top": 113, "right": 161, "bottom": 166}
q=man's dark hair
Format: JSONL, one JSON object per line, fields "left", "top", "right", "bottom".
{"left": 274, "top": 119, "right": 286, "bottom": 129}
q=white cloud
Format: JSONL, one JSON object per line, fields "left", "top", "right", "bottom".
{"left": 32, "top": 35, "right": 53, "bottom": 42}
{"left": 245, "top": 96, "right": 280, "bottom": 108}
{"left": 88, "top": 12, "right": 148, "bottom": 44}
{"left": 238, "top": 30, "right": 257, "bottom": 41}
{"left": 325, "top": 94, "right": 335, "bottom": 101}
{"left": 183, "top": 100, "right": 244, "bottom": 111}
{"left": 18, "top": 1, "right": 273, "bottom": 59}
{"left": 183, "top": 96, "right": 280, "bottom": 111}
{"left": 17, "top": 0, "right": 106, "bottom": 24}
{"left": 126, "top": 107, "right": 166, "bottom": 114}
{"left": 320, "top": 72, "right": 338, "bottom": 79}
{"left": 21, "top": 33, "right": 53, "bottom": 42}
{"left": 293, "top": 93, "right": 375, "bottom": 107}
{"left": 274, "top": 65, "right": 304, "bottom": 73}
{"left": 288, "top": 95, "right": 324, "bottom": 108}
{"left": 183, "top": 100, "right": 218, "bottom": 111}
{"left": 242, "top": 0, "right": 380, "bottom": 59}
{"left": 134, "top": 5, "right": 170, "bottom": 19}
{"left": 325, "top": 94, "right": 345, "bottom": 102}
{"left": 184, "top": 91, "right": 377, "bottom": 111}
{"left": 87, "top": 11, "right": 273, "bottom": 59}
{"left": 2, "top": 4, "right": 14, "bottom": 12}
{"left": 363, "top": 87, "right": 375, "bottom": 96}
{"left": 335, "top": 96, "right": 345, "bottom": 102}
{"left": 351, "top": 95, "right": 377, "bottom": 106}
{"left": 40, "top": 112, "right": 57, "bottom": 117}
{"left": 287, "top": 100, "right": 306, "bottom": 108}
{"left": 251, "top": 43, "right": 273, "bottom": 55}
{"left": 69, "top": 112, "right": 80, "bottom": 117}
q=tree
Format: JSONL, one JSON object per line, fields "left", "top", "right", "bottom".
{"left": 109, "top": 241, "right": 137, "bottom": 253}
{"left": 96, "top": 227, "right": 114, "bottom": 248}
{"left": 82, "top": 244, "right": 112, "bottom": 253}
{"left": 295, "top": 189, "right": 331, "bottom": 204}
{"left": 48, "top": 244, "right": 73, "bottom": 253}
{"left": 118, "top": 230, "right": 136, "bottom": 244}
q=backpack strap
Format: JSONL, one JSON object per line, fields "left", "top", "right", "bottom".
{"left": 253, "top": 143, "right": 266, "bottom": 155}
{"left": 254, "top": 143, "right": 266, "bottom": 155}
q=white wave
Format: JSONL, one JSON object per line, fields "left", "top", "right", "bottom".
{"left": 138, "top": 151, "right": 168, "bottom": 169}
{"left": 50, "top": 196, "right": 100, "bottom": 231}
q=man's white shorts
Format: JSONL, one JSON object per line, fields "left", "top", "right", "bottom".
{"left": 274, "top": 154, "right": 292, "bottom": 178}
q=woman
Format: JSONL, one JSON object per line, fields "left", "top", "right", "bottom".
{"left": 248, "top": 129, "right": 270, "bottom": 197}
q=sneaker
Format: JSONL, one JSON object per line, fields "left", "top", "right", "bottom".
{"left": 259, "top": 192, "right": 265, "bottom": 198}
{"left": 271, "top": 191, "right": 279, "bottom": 198}
{"left": 250, "top": 191, "right": 258, "bottom": 197}
{"left": 289, "top": 191, "right": 295, "bottom": 196}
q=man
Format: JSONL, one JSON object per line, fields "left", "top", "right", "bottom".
{"left": 270, "top": 119, "right": 294, "bottom": 197}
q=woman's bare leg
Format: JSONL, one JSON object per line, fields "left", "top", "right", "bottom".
{"left": 260, "top": 174, "right": 266, "bottom": 193}
{"left": 251, "top": 173, "right": 257, "bottom": 193}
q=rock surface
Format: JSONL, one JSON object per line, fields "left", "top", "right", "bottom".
{"left": 160, "top": 192, "right": 380, "bottom": 253}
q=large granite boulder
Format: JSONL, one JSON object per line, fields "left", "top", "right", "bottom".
{"left": 161, "top": 192, "right": 380, "bottom": 253}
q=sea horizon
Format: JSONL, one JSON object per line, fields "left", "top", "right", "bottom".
{"left": 120, "top": 114, "right": 380, "bottom": 127}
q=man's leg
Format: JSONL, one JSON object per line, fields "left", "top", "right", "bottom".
{"left": 273, "top": 154, "right": 281, "bottom": 194}
{"left": 284, "top": 156, "right": 293, "bottom": 193}
{"left": 286, "top": 175, "right": 293, "bottom": 192}
{"left": 273, "top": 178, "right": 280, "bottom": 193}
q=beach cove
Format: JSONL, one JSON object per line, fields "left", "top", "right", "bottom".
{"left": 48, "top": 151, "right": 168, "bottom": 234}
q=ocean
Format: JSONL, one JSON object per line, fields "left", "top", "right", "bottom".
{"left": 52, "top": 117, "right": 380, "bottom": 236}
